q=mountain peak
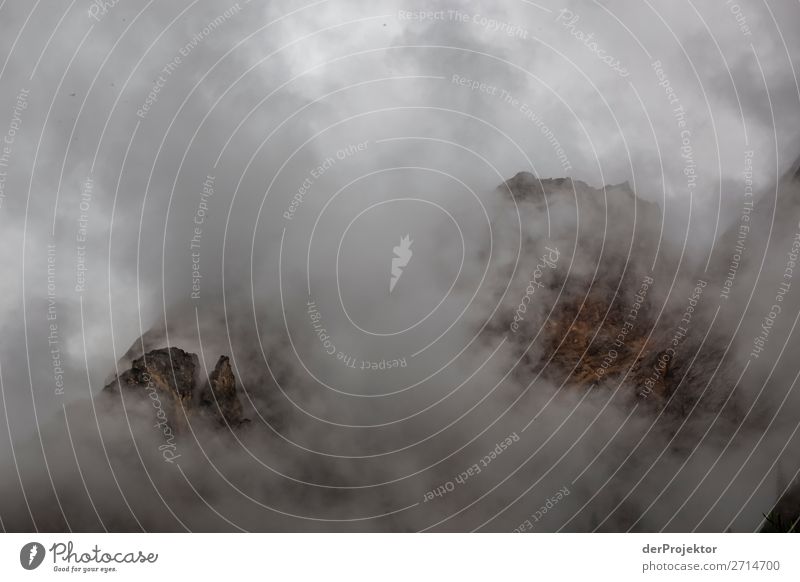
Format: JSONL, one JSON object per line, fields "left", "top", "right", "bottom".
{"left": 103, "top": 347, "right": 248, "bottom": 430}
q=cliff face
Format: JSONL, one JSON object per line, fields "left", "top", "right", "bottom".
{"left": 103, "top": 347, "right": 248, "bottom": 430}
{"left": 201, "top": 356, "right": 246, "bottom": 427}
{"left": 496, "top": 172, "right": 688, "bottom": 404}
{"left": 498, "top": 169, "right": 800, "bottom": 531}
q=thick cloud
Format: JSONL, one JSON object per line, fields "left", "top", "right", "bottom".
{"left": 0, "top": 0, "right": 799, "bottom": 532}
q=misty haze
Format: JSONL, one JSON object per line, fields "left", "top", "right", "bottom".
{"left": 1, "top": 0, "right": 800, "bottom": 534}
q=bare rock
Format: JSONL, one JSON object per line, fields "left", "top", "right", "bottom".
{"left": 103, "top": 347, "right": 247, "bottom": 431}
{"left": 201, "top": 356, "right": 248, "bottom": 427}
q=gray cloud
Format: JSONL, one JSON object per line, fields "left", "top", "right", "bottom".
{"left": 0, "top": 0, "right": 799, "bottom": 532}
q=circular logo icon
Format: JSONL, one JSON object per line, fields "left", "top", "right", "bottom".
{"left": 20, "top": 542, "right": 46, "bottom": 570}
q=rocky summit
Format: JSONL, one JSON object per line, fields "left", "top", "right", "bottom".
{"left": 103, "top": 347, "right": 248, "bottom": 430}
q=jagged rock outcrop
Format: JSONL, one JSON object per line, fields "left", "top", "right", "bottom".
{"left": 201, "top": 355, "right": 247, "bottom": 427}
{"left": 496, "top": 172, "right": 676, "bottom": 399}
{"left": 493, "top": 171, "right": 742, "bottom": 419}
{"left": 103, "top": 347, "right": 247, "bottom": 430}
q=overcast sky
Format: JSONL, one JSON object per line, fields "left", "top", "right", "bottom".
{"left": 1, "top": 0, "right": 800, "bottom": 532}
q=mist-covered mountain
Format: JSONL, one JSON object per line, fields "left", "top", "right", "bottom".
{"left": 3, "top": 162, "right": 798, "bottom": 533}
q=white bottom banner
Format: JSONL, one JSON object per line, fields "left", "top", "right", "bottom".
{"left": 0, "top": 534, "right": 797, "bottom": 581}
